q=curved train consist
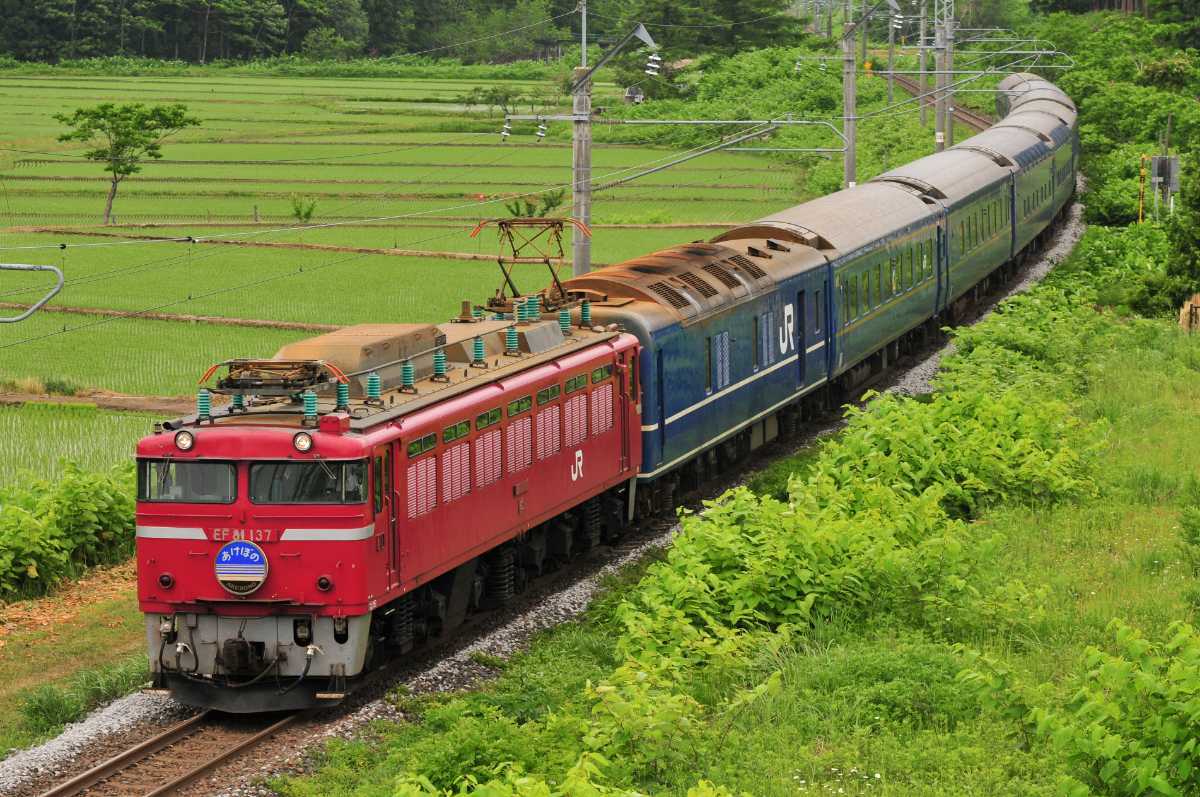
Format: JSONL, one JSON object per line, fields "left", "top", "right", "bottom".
{"left": 137, "top": 73, "right": 1077, "bottom": 711}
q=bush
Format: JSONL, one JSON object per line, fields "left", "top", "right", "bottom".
{"left": 0, "top": 463, "right": 134, "bottom": 597}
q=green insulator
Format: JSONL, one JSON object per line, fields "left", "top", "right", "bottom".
{"left": 516, "top": 299, "right": 527, "bottom": 323}
{"left": 196, "top": 388, "right": 212, "bottom": 420}
{"left": 231, "top": 393, "right": 245, "bottom": 412}
{"left": 472, "top": 335, "right": 485, "bottom": 363}
{"left": 506, "top": 325, "right": 519, "bottom": 354}
{"left": 367, "top": 371, "right": 382, "bottom": 401}
{"left": 581, "top": 299, "right": 592, "bottom": 327}
{"left": 336, "top": 382, "right": 350, "bottom": 410}
{"left": 493, "top": 312, "right": 505, "bottom": 321}
{"left": 559, "top": 308, "right": 571, "bottom": 335}
{"left": 433, "top": 349, "right": 447, "bottom": 378}
{"left": 472, "top": 306, "right": 483, "bottom": 320}
{"left": 401, "top": 359, "right": 415, "bottom": 390}
{"left": 302, "top": 390, "right": 318, "bottom": 419}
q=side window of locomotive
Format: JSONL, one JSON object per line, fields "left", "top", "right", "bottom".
{"left": 476, "top": 407, "right": 501, "bottom": 430}
{"left": 592, "top": 365, "right": 613, "bottom": 383}
{"left": 407, "top": 433, "right": 436, "bottom": 458}
{"left": 249, "top": 460, "right": 367, "bottom": 504}
{"left": 507, "top": 395, "right": 532, "bottom": 417}
{"left": 537, "top": 385, "right": 561, "bottom": 405}
{"left": 138, "top": 460, "right": 236, "bottom": 503}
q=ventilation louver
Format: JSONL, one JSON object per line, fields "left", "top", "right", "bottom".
{"left": 702, "top": 262, "right": 742, "bottom": 289}
{"left": 647, "top": 281, "right": 692, "bottom": 310}
{"left": 725, "top": 254, "right": 768, "bottom": 279}
{"left": 676, "top": 272, "right": 718, "bottom": 298}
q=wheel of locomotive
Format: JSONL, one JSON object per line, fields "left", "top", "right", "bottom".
{"left": 485, "top": 546, "right": 516, "bottom": 608}
{"left": 579, "top": 496, "right": 603, "bottom": 552}
{"left": 389, "top": 594, "right": 416, "bottom": 652}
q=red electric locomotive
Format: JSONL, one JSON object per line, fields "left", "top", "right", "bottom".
{"left": 137, "top": 308, "right": 640, "bottom": 711}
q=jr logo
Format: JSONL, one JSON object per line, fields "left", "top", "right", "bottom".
{"left": 778, "top": 304, "right": 795, "bottom": 354}
{"left": 571, "top": 450, "right": 584, "bottom": 482}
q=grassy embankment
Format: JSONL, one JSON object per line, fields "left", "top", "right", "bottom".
{"left": 269, "top": 231, "right": 1200, "bottom": 797}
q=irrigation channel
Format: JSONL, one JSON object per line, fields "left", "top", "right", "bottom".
{"left": 23, "top": 191, "right": 1086, "bottom": 797}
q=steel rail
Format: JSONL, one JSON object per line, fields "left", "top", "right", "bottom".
{"left": 891, "top": 73, "right": 992, "bottom": 133}
{"left": 36, "top": 709, "right": 299, "bottom": 797}
{"left": 143, "top": 712, "right": 299, "bottom": 796}
{"left": 38, "top": 711, "right": 212, "bottom": 797}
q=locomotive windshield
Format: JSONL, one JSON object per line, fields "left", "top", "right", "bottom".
{"left": 138, "top": 460, "right": 236, "bottom": 504}
{"left": 249, "top": 460, "right": 367, "bottom": 505}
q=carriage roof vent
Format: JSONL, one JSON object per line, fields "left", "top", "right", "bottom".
{"left": 766, "top": 239, "right": 792, "bottom": 252}
{"left": 746, "top": 245, "right": 773, "bottom": 259}
{"left": 725, "top": 254, "right": 768, "bottom": 279}
{"left": 646, "top": 281, "right": 693, "bottom": 310}
{"left": 702, "top": 262, "right": 743, "bottom": 289}
{"left": 955, "top": 144, "right": 1015, "bottom": 168}
{"left": 676, "top": 271, "right": 719, "bottom": 298}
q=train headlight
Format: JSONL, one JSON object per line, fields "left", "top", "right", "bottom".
{"left": 174, "top": 430, "right": 195, "bottom": 451}
{"left": 293, "top": 432, "right": 314, "bottom": 452}
{"left": 158, "top": 573, "right": 175, "bottom": 589}
{"left": 316, "top": 575, "right": 333, "bottom": 591}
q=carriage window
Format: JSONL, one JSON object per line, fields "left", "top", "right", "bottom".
{"left": 874, "top": 265, "right": 883, "bottom": 305}
{"left": 753, "top": 315, "right": 761, "bottom": 368}
{"left": 841, "top": 282, "right": 850, "bottom": 326}
{"left": 407, "top": 433, "right": 436, "bottom": 458}
{"left": 249, "top": 460, "right": 367, "bottom": 505}
{"left": 476, "top": 407, "right": 501, "bottom": 430}
{"left": 851, "top": 275, "right": 860, "bottom": 318}
{"left": 138, "top": 460, "right": 236, "bottom": 504}
{"left": 814, "top": 289, "right": 823, "bottom": 333}
{"left": 863, "top": 270, "right": 872, "bottom": 310}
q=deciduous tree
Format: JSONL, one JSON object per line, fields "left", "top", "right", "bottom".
{"left": 54, "top": 103, "right": 200, "bottom": 225}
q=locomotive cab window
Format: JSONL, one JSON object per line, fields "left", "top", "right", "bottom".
{"left": 138, "top": 460, "right": 236, "bottom": 504}
{"left": 249, "top": 460, "right": 367, "bottom": 504}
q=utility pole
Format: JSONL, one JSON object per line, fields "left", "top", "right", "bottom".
{"left": 933, "top": 1, "right": 948, "bottom": 151}
{"left": 826, "top": 0, "right": 834, "bottom": 38}
{"left": 571, "top": 0, "right": 591, "bottom": 277}
{"left": 943, "top": 7, "right": 955, "bottom": 147}
{"left": 843, "top": 0, "right": 857, "bottom": 188}
{"left": 860, "top": 0, "right": 869, "bottom": 67}
{"left": 918, "top": 0, "right": 927, "bottom": 126}
{"left": 887, "top": 10, "right": 896, "bottom": 104}
{"left": 932, "top": 0, "right": 955, "bottom": 149}
{"left": 572, "top": 69, "right": 592, "bottom": 277}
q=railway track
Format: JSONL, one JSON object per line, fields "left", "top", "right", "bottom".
{"left": 891, "top": 74, "right": 993, "bottom": 133}
{"left": 37, "top": 710, "right": 298, "bottom": 797}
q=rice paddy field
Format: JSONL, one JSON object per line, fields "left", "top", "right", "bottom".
{"left": 0, "top": 69, "right": 808, "bottom": 486}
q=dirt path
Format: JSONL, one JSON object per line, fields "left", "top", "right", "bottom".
{"left": 0, "top": 560, "right": 136, "bottom": 645}
{"left": 0, "top": 302, "right": 337, "bottom": 332}
{"left": 0, "top": 391, "right": 196, "bottom": 415}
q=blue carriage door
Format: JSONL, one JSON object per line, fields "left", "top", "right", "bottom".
{"left": 795, "top": 291, "right": 807, "bottom": 385}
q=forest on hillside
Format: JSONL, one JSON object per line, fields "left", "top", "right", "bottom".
{"left": 4, "top": 0, "right": 1194, "bottom": 65}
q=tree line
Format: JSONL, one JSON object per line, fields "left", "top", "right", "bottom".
{"left": 0, "top": 0, "right": 799, "bottom": 64}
